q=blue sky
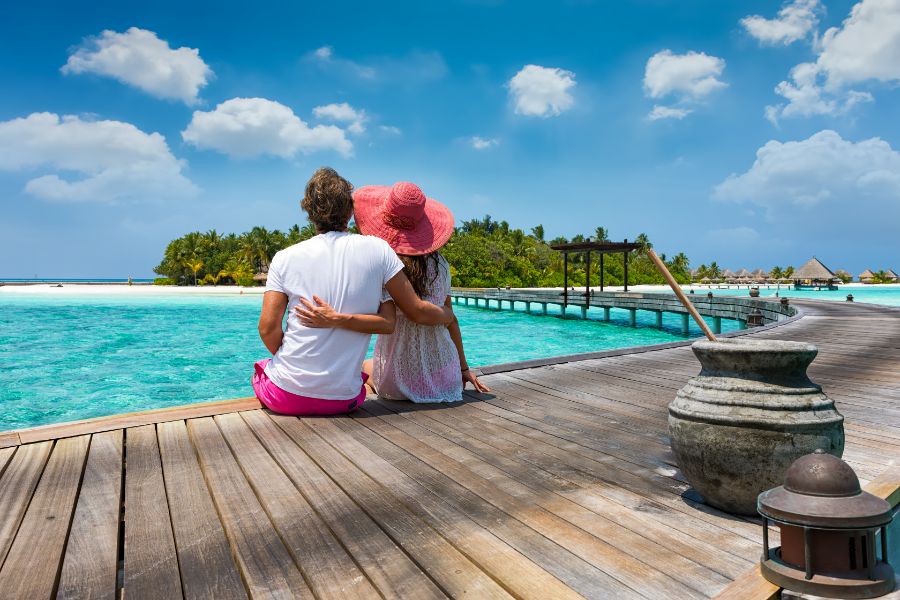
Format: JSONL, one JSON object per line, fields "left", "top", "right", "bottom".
{"left": 2, "top": 0, "right": 899, "bottom": 278}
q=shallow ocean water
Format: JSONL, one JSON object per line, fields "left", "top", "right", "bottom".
{"left": 0, "top": 292, "right": 737, "bottom": 430}
{"left": 690, "top": 285, "right": 900, "bottom": 306}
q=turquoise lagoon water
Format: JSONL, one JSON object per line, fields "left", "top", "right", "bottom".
{"left": 685, "top": 284, "right": 900, "bottom": 306}
{"left": 0, "top": 292, "right": 737, "bottom": 431}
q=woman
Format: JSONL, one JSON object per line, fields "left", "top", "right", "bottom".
{"left": 300, "top": 181, "right": 488, "bottom": 401}
{"left": 254, "top": 168, "right": 454, "bottom": 416}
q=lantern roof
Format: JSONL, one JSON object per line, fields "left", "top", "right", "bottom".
{"left": 758, "top": 450, "right": 892, "bottom": 529}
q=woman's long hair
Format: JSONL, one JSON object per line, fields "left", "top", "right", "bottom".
{"left": 401, "top": 252, "right": 440, "bottom": 299}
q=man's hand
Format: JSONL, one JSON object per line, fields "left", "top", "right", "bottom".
{"left": 295, "top": 296, "right": 344, "bottom": 328}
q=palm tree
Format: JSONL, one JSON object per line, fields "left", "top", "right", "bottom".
{"left": 671, "top": 252, "right": 689, "bottom": 271}
{"left": 634, "top": 233, "right": 652, "bottom": 252}
{"left": 784, "top": 266, "right": 795, "bottom": 279}
{"left": 221, "top": 258, "right": 253, "bottom": 285}
{"left": 770, "top": 266, "right": 783, "bottom": 281}
{"left": 530, "top": 225, "right": 545, "bottom": 242}
{"left": 872, "top": 269, "right": 889, "bottom": 284}
{"left": 708, "top": 261, "right": 722, "bottom": 280}
{"left": 185, "top": 258, "right": 204, "bottom": 286}
{"left": 594, "top": 227, "right": 609, "bottom": 242}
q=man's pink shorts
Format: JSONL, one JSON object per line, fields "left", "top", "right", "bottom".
{"left": 252, "top": 359, "right": 367, "bottom": 416}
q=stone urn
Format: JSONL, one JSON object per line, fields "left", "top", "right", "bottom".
{"left": 668, "top": 339, "right": 844, "bottom": 515}
{"left": 749, "top": 287, "right": 760, "bottom": 297}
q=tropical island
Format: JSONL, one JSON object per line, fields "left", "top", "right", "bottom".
{"left": 154, "top": 217, "right": 896, "bottom": 289}
{"left": 153, "top": 217, "right": 690, "bottom": 288}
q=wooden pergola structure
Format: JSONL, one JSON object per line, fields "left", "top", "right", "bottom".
{"left": 550, "top": 239, "right": 641, "bottom": 306}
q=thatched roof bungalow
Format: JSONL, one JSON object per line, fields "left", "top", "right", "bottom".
{"left": 858, "top": 269, "right": 876, "bottom": 283}
{"left": 792, "top": 257, "right": 839, "bottom": 289}
{"left": 735, "top": 268, "right": 751, "bottom": 280}
{"left": 750, "top": 268, "right": 767, "bottom": 281}
{"left": 886, "top": 269, "right": 899, "bottom": 282}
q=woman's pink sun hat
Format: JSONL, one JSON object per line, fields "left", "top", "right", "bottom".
{"left": 353, "top": 182, "right": 455, "bottom": 256}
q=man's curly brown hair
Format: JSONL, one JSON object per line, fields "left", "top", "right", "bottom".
{"left": 301, "top": 167, "right": 354, "bottom": 233}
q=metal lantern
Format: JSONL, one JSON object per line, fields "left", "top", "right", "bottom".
{"left": 758, "top": 450, "right": 895, "bottom": 599}
{"left": 746, "top": 308, "right": 764, "bottom": 327}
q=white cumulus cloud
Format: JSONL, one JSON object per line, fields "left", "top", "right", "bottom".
{"left": 817, "top": 0, "right": 900, "bottom": 88}
{"left": 61, "top": 27, "right": 212, "bottom": 105}
{"left": 313, "top": 102, "right": 367, "bottom": 134}
{"left": 470, "top": 136, "right": 499, "bottom": 150}
{"left": 182, "top": 98, "right": 353, "bottom": 158}
{"left": 644, "top": 50, "right": 727, "bottom": 100}
{"left": 648, "top": 105, "right": 692, "bottom": 121}
{"left": 0, "top": 112, "right": 196, "bottom": 203}
{"left": 714, "top": 130, "right": 900, "bottom": 215}
{"left": 508, "top": 65, "right": 576, "bottom": 117}
{"left": 741, "top": 0, "right": 821, "bottom": 46}
{"left": 643, "top": 50, "right": 726, "bottom": 121}
{"left": 767, "top": 0, "right": 900, "bottom": 122}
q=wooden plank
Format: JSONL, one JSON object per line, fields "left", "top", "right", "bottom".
{"left": 271, "top": 413, "right": 514, "bottom": 600}
{"left": 157, "top": 421, "right": 246, "bottom": 600}
{"left": 123, "top": 424, "right": 183, "bottom": 599}
{"left": 710, "top": 565, "right": 779, "bottom": 600}
{"left": 377, "top": 398, "right": 753, "bottom": 579}
{"left": 312, "top": 416, "right": 590, "bottom": 600}
{"left": 864, "top": 465, "right": 900, "bottom": 507}
{"left": 0, "top": 436, "right": 90, "bottom": 600}
{"left": 351, "top": 405, "right": 706, "bottom": 599}
{"left": 0, "top": 441, "right": 53, "bottom": 569}
{"left": 213, "top": 412, "right": 379, "bottom": 600}
{"left": 0, "top": 447, "right": 14, "bottom": 478}
{"left": 57, "top": 431, "right": 123, "bottom": 600}
{"left": 239, "top": 411, "right": 446, "bottom": 600}
{"left": 187, "top": 416, "right": 313, "bottom": 599}
{"left": 15, "top": 397, "right": 261, "bottom": 444}
{"left": 0, "top": 431, "right": 20, "bottom": 448}
{"left": 456, "top": 399, "right": 764, "bottom": 542}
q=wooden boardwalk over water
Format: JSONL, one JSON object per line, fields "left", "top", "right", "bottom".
{"left": 0, "top": 299, "right": 898, "bottom": 599}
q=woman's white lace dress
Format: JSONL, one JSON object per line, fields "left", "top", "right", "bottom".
{"left": 373, "top": 254, "right": 462, "bottom": 403}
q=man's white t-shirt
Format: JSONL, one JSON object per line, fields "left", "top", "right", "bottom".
{"left": 264, "top": 231, "right": 404, "bottom": 399}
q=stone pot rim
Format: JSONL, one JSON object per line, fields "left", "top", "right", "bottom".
{"left": 692, "top": 339, "right": 817, "bottom": 354}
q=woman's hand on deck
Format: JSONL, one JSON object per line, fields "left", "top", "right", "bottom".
{"left": 462, "top": 369, "right": 490, "bottom": 393}
{"left": 295, "top": 296, "right": 342, "bottom": 328}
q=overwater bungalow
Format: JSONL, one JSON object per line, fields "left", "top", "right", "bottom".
{"left": 886, "top": 268, "right": 899, "bottom": 282}
{"left": 791, "top": 257, "right": 839, "bottom": 290}
{"left": 722, "top": 269, "right": 736, "bottom": 283}
{"left": 859, "top": 269, "right": 876, "bottom": 283}
{"left": 734, "top": 268, "right": 751, "bottom": 281}
{"left": 750, "top": 268, "right": 767, "bottom": 282}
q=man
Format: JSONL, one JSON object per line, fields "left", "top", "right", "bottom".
{"left": 254, "top": 167, "right": 452, "bottom": 415}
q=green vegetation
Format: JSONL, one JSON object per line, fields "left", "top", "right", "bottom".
{"left": 154, "top": 217, "right": 692, "bottom": 287}
{"left": 868, "top": 270, "right": 899, "bottom": 284}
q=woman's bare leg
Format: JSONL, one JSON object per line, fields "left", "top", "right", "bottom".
{"left": 362, "top": 358, "right": 376, "bottom": 395}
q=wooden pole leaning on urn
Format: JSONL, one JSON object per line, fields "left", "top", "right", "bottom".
{"left": 645, "top": 248, "right": 717, "bottom": 342}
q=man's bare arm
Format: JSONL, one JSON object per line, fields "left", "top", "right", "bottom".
{"left": 258, "top": 291, "right": 288, "bottom": 354}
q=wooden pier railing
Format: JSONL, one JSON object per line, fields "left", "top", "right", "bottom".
{"left": 449, "top": 288, "right": 798, "bottom": 335}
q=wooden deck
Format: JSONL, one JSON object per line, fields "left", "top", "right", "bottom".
{"left": 0, "top": 299, "right": 898, "bottom": 599}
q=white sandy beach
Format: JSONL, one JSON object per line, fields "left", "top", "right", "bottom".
{"left": 0, "top": 284, "right": 266, "bottom": 296}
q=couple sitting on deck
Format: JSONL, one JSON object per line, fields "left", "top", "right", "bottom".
{"left": 253, "top": 167, "right": 489, "bottom": 416}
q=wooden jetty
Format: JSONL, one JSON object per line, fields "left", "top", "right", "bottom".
{"left": 449, "top": 287, "right": 796, "bottom": 333}
{"left": 0, "top": 298, "right": 897, "bottom": 599}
